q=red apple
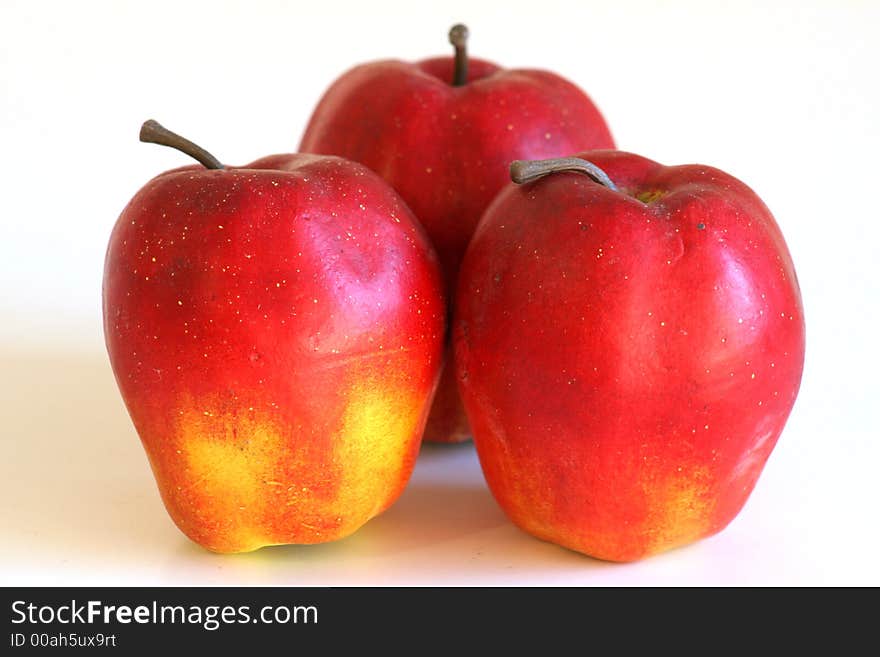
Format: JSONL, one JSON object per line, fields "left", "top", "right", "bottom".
{"left": 454, "top": 152, "right": 805, "bottom": 561}
{"left": 299, "top": 25, "right": 615, "bottom": 443}
{"left": 103, "top": 121, "right": 445, "bottom": 553}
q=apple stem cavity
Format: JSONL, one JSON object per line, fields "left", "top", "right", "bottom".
{"left": 510, "top": 157, "right": 619, "bottom": 192}
{"left": 449, "top": 24, "right": 469, "bottom": 86}
{"left": 139, "top": 119, "right": 224, "bottom": 170}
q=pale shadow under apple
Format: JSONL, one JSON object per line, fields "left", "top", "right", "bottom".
{"left": 262, "top": 445, "right": 508, "bottom": 550}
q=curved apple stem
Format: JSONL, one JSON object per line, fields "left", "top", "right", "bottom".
{"left": 139, "top": 119, "right": 224, "bottom": 170}
{"left": 449, "top": 24, "right": 469, "bottom": 86}
{"left": 510, "top": 157, "right": 618, "bottom": 192}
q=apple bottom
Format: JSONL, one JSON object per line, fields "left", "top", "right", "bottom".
{"left": 137, "top": 365, "right": 430, "bottom": 554}
{"left": 470, "top": 411, "right": 787, "bottom": 563}
{"left": 421, "top": 346, "right": 472, "bottom": 444}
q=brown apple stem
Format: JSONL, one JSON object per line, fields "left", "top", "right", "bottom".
{"left": 449, "top": 24, "right": 469, "bottom": 86}
{"left": 139, "top": 119, "right": 224, "bottom": 170}
{"left": 510, "top": 157, "right": 618, "bottom": 192}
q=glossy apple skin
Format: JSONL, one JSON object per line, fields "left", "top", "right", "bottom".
{"left": 300, "top": 56, "right": 615, "bottom": 443}
{"left": 103, "top": 154, "right": 445, "bottom": 553}
{"left": 455, "top": 150, "right": 805, "bottom": 561}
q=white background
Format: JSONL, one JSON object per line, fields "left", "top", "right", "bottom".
{"left": 1, "top": 0, "right": 877, "bottom": 585}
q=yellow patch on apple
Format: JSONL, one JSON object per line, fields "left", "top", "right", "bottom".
{"left": 155, "top": 368, "right": 426, "bottom": 553}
